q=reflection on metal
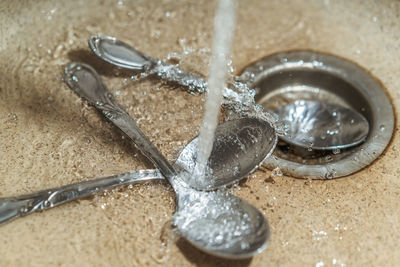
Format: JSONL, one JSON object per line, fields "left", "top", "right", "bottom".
{"left": 275, "top": 100, "right": 369, "bottom": 150}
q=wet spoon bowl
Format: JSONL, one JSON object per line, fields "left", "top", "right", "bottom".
{"left": 89, "top": 34, "right": 156, "bottom": 70}
{"left": 275, "top": 100, "right": 369, "bottom": 150}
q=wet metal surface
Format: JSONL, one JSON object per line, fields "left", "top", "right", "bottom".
{"left": 275, "top": 100, "right": 369, "bottom": 150}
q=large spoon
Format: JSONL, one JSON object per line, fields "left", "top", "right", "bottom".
{"left": 62, "top": 62, "right": 274, "bottom": 258}
{"left": 275, "top": 100, "right": 369, "bottom": 150}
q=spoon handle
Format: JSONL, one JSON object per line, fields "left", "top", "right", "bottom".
{"left": 151, "top": 63, "right": 207, "bottom": 94}
{"left": 64, "top": 62, "right": 178, "bottom": 185}
{"left": 0, "top": 169, "right": 163, "bottom": 225}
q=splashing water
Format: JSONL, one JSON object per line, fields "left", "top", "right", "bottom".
{"left": 192, "top": 0, "right": 237, "bottom": 185}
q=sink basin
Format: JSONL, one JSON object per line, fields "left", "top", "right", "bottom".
{"left": 0, "top": 0, "right": 399, "bottom": 266}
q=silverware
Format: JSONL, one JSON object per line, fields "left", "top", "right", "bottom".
{"left": 275, "top": 100, "right": 369, "bottom": 150}
{"left": 89, "top": 34, "right": 208, "bottom": 94}
{"left": 62, "top": 62, "right": 273, "bottom": 258}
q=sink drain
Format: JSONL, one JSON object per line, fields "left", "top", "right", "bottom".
{"left": 240, "top": 50, "right": 395, "bottom": 179}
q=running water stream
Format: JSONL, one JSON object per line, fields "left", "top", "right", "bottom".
{"left": 192, "top": 0, "right": 237, "bottom": 185}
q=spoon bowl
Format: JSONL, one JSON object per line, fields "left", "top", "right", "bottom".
{"left": 275, "top": 100, "right": 369, "bottom": 150}
{"left": 89, "top": 34, "right": 155, "bottom": 70}
{"left": 175, "top": 189, "right": 269, "bottom": 258}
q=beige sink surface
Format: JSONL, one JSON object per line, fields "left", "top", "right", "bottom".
{"left": 0, "top": 0, "right": 399, "bottom": 266}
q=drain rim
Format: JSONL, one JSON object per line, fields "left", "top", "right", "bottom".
{"left": 240, "top": 50, "right": 395, "bottom": 179}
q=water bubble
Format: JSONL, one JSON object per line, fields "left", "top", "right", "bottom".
{"left": 43, "top": 200, "right": 51, "bottom": 208}
{"left": 19, "top": 207, "right": 28, "bottom": 213}
{"left": 325, "top": 155, "right": 333, "bottom": 162}
{"left": 327, "top": 129, "right": 339, "bottom": 135}
{"left": 324, "top": 169, "right": 336, "bottom": 179}
{"left": 271, "top": 167, "right": 283, "bottom": 177}
{"left": 332, "top": 148, "right": 340, "bottom": 155}
{"left": 380, "top": 124, "right": 385, "bottom": 131}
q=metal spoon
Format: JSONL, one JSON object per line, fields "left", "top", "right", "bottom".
{"left": 275, "top": 100, "right": 369, "bottom": 150}
{"left": 63, "top": 62, "right": 273, "bottom": 258}
{"left": 88, "top": 34, "right": 207, "bottom": 94}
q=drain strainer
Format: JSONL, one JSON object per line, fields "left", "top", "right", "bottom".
{"left": 240, "top": 50, "right": 394, "bottom": 179}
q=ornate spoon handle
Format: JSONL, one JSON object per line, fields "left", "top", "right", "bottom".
{"left": 0, "top": 169, "right": 163, "bottom": 225}
{"left": 64, "top": 62, "right": 178, "bottom": 184}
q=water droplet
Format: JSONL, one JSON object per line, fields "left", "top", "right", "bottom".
{"left": 324, "top": 169, "right": 336, "bottom": 179}
{"left": 380, "top": 124, "right": 385, "bottom": 131}
{"left": 327, "top": 129, "right": 339, "bottom": 135}
{"left": 332, "top": 148, "right": 341, "bottom": 155}
{"left": 271, "top": 167, "right": 283, "bottom": 177}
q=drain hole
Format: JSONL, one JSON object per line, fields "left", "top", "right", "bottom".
{"left": 240, "top": 50, "right": 394, "bottom": 179}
